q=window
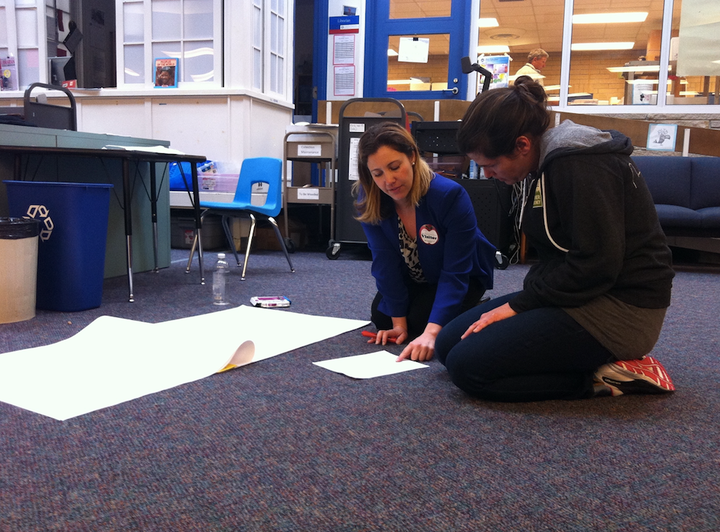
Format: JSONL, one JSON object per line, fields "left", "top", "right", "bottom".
{"left": 252, "top": 0, "right": 287, "bottom": 97}
{"left": 477, "top": 0, "right": 563, "bottom": 98}
{"left": 475, "top": 0, "right": 720, "bottom": 109}
{"left": 387, "top": 34, "right": 450, "bottom": 93}
{"left": 569, "top": 0, "right": 666, "bottom": 106}
{"left": 390, "top": 0, "right": 450, "bottom": 19}
{"left": 119, "top": 0, "right": 221, "bottom": 88}
{"left": 365, "top": 0, "right": 470, "bottom": 100}
{"left": 0, "top": 0, "right": 42, "bottom": 89}
{"left": 667, "top": 0, "right": 719, "bottom": 105}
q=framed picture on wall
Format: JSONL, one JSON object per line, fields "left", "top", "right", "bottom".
{"left": 647, "top": 123, "right": 678, "bottom": 152}
{"left": 154, "top": 58, "right": 178, "bottom": 88}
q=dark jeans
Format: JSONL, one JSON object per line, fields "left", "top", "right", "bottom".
{"left": 435, "top": 292, "right": 615, "bottom": 402}
{"left": 371, "top": 277, "right": 486, "bottom": 339}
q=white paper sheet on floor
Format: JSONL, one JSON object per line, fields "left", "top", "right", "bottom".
{"left": 0, "top": 306, "right": 368, "bottom": 421}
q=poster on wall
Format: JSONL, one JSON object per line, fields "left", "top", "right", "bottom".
{"left": 646, "top": 124, "right": 678, "bottom": 152}
{"left": 478, "top": 55, "right": 510, "bottom": 90}
{"left": 154, "top": 58, "right": 178, "bottom": 88}
{"left": 632, "top": 82, "right": 654, "bottom": 105}
{"left": 334, "top": 34, "right": 355, "bottom": 65}
{"left": 334, "top": 65, "right": 355, "bottom": 97}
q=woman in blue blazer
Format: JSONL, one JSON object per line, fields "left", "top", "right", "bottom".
{"left": 355, "top": 122, "right": 496, "bottom": 362}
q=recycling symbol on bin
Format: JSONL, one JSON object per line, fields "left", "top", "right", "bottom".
{"left": 25, "top": 205, "right": 54, "bottom": 241}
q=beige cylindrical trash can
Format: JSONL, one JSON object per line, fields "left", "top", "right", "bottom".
{"left": 0, "top": 217, "right": 41, "bottom": 324}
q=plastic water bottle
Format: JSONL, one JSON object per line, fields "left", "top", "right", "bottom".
{"left": 212, "top": 253, "right": 229, "bottom": 305}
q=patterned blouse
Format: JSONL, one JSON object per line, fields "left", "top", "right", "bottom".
{"left": 398, "top": 217, "right": 426, "bottom": 283}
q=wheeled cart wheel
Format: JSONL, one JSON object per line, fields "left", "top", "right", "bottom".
{"left": 494, "top": 251, "right": 509, "bottom": 270}
{"left": 326, "top": 241, "right": 341, "bottom": 260}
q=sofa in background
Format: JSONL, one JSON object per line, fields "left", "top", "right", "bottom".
{"left": 631, "top": 155, "right": 720, "bottom": 239}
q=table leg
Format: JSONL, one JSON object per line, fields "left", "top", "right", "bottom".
{"left": 122, "top": 158, "right": 135, "bottom": 302}
{"left": 149, "top": 162, "right": 159, "bottom": 272}
{"left": 191, "top": 164, "right": 205, "bottom": 284}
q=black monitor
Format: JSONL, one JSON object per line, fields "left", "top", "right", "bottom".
{"left": 48, "top": 56, "right": 77, "bottom": 87}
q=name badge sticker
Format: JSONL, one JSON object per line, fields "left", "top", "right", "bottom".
{"left": 419, "top": 224, "right": 439, "bottom": 245}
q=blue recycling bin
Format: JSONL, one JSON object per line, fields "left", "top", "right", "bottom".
{"left": 4, "top": 181, "right": 113, "bottom": 311}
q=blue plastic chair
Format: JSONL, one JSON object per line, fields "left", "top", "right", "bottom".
{"left": 194, "top": 157, "right": 294, "bottom": 280}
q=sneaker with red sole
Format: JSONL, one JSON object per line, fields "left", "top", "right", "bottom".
{"left": 594, "top": 356, "right": 676, "bottom": 397}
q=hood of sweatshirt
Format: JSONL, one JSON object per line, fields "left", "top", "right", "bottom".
{"left": 538, "top": 120, "right": 633, "bottom": 171}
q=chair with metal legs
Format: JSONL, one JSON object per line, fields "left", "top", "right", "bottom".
{"left": 188, "top": 157, "right": 294, "bottom": 280}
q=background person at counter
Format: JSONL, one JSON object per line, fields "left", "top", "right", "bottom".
{"left": 514, "top": 49, "right": 549, "bottom": 86}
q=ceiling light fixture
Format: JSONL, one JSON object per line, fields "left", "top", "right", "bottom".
{"left": 607, "top": 65, "right": 662, "bottom": 73}
{"left": 572, "top": 42, "right": 635, "bottom": 51}
{"left": 490, "top": 33, "right": 520, "bottom": 41}
{"left": 477, "top": 45, "right": 511, "bottom": 54}
{"left": 573, "top": 12, "right": 648, "bottom": 24}
{"left": 479, "top": 18, "right": 499, "bottom": 28}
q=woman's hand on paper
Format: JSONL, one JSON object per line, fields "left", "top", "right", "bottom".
{"left": 397, "top": 323, "right": 441, "bottom": 362}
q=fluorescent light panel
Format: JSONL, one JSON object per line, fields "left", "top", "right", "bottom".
{"left": 572, "top": 42, "right": 634, "bottom": 51}
{"left": 477, "top": 45, "right": 510, "bottom": 54}
{"left": 573, "top": 12, "right": 648, "bottom": 24}
{"left": 479, "top": 18, "right": 499, "bottom": 28}
{"left": 607, "top": 65, "right": 661, "bottom": 73}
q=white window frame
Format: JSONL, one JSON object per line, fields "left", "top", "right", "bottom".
{"left": 0, "top": 1, "right": 19, "bottom": 60}
{"left": 553, "top": 0, "right": 713, "bottom": 115}
{"left": 0, "top": 0, "right": 45, "bottom": 89}
{"left": 116, "top": 0, "right": 223, "bottom": 89}
{"left": 252, "top": 0, "right": 292, "bottom": 100}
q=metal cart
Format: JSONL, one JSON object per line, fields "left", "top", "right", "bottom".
{"left": 282, "top": 124, "right": 338, "bottom": 252}
{"left": 327, "top": 98, "right": 406, "bottom": 259}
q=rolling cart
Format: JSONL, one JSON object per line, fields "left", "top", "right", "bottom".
{"left": 327, "top": 98, "right": 406, "bottom": 259}
{"left": 282, "top": 124, "right": 337, "bottom": 252}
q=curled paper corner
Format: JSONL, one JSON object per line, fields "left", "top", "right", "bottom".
{"left": 216, "top": 340, "right": 255, "bottom": 373}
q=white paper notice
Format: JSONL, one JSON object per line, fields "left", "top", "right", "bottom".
{"left": 398, "top": 37, "right": 430, "bottom": 63}
{"left": 348, "top": 137, "right": 360, "bottom": 181}
{"left": 333, "top": 34, "right": 355, "bottom": 65}
{"left": 297, "top": 144, "right": 322, "bottom": 157}
{"left": 313, "top": 351, "right": 428, "bottom": 379}
{"left": 297, "top": 188, "right": 320, "bottom": 200}
{"left": 334, "top": 65, "right": 355, "bottom": 96}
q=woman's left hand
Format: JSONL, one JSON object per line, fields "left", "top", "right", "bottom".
{"left": 461, "top": 303, "right": 517, "bottom": 339}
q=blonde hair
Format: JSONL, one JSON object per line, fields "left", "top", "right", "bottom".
{"left": 353, "top": 122, "right": 433, "bottom": 224}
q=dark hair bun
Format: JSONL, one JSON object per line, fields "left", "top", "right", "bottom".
{"left": 514, "top": 75, "right": 534, "bottom": 86}
{"left": 514, "top": 76, "right": 547, "bottom": 105}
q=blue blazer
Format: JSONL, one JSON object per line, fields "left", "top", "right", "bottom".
{"left": 362, "top": 175, "right": 495, "bottom": 327}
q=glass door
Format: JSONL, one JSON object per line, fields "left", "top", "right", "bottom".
{"left": 364, "top": 0, "right": 472, "bottom": 100}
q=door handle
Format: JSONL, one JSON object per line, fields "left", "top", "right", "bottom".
{"left": 442, "top": 87, "right": 459, "bottom": 95}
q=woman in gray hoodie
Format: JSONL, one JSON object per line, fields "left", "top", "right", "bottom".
{"left": 435, "top": 77, "right": 676, "bottom": 402}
